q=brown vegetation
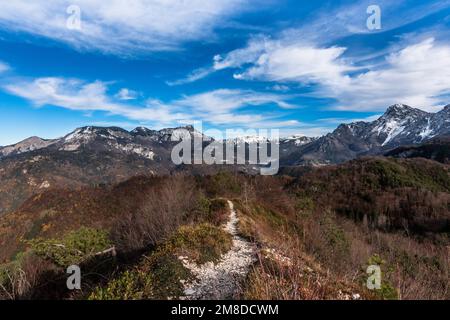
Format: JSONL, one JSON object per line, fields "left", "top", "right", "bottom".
{"left": 0, "top": 157, "right": 448, "bottom": 300}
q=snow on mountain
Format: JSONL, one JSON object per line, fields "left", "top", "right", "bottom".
{"left": 133, "top": 125, "right": 207, "bottom": 143}
{"left": 0, "top": 125, "right": 211, "bottom": 161}
{"left": 370, "top": 104, "right": 431, "bottom": 146}
{"left": 285, "top": 104, "right": 450, "bottom": 166}
{"left": 233, "top": 136, "right": 271, "bottom": 144}
{"left": 0, "top": 136, "right": 57, "bottom": 158}
{"left": 283, "top": 135, "right": 317, "bottom": 146}
{"left": 1, "top": 103, "right": 449, "bottom": 166}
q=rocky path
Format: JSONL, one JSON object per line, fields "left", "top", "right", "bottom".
{"left": 179, "top": 200, "right": 256, "bottom": 300}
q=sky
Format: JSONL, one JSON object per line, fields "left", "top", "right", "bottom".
{"left": 0, "top": 0, "right": 450, "bottom": 145}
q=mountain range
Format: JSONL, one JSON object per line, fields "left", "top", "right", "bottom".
{"left": 283, "top": 104, "right": 450, "bottom": 165}
{"left": 0, "top": 103, "right": 449, "bottom": 215}
{"left": 2, "top": 103, "right": 449, "bottom": 165}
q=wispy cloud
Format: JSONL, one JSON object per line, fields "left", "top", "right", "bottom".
{"left": 317, "top": 115, "right": 383, "bottom": 125}
{"left": 166, "top": 68, "right": 214, "bottom": 86}
{"left": 0, "top": 0, "right": 254, "bottom": 56}
{"left": 169, "top": 0, "right": 449, "bottom": 85}
{"left": 166, "top": 1, "right": 450, "bottom": 112}
{"left": 146, "top": 89, "right": 299, "bottom": 126}
{"left": 3, "top": 77, "right": 189, "bottom": 123}
{"left": 0, "top": 61, "right": 9, "bottom": 73}
{"left": 173, "top": 89, "right": 296, "bottom": 113}
{"left": 183, "top": 35, "right": 450, "bottom": 112}
{"left": 277, "top": 0, "right": 450, "bottom": 43}
{"left": 3, "top": 77, "right": 298, "bottom": 129}
{"left": 328, "top": 38, "right": 450, "bottom": 111}
{"left": 115, "top": 88, "right": 138, "bottom": 100}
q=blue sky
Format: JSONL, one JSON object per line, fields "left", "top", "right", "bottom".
{"left": 0, "top": 0, "right": 449, "bottom": 145}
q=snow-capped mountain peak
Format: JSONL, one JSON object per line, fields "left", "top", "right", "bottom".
{"left": 283, "top": 135, "right": 317, "bottom": 146}
{"left": 131, "top": 127, "right": 158, "bottom": 137}
{"left": 284, "top": 103, "right": 450, "bottom": 166}
{"left": 0, "top": 136, "right": 57, "bottom": 158}
{"left": 371, "top": 104, "right": 433, "bottom": 146}
{"left": 233, "top": 135, "right": 270, "bottom": 144}
{"left": 61, "top": 126, "right": 131, "bottom": 151}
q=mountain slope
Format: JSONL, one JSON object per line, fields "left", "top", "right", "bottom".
{"left": 386, "top": 135, "right": 450, "bottom": 164}
{"left": 1, "top": 160, "right": 448, "bottom": 300}
{"left": 0, "top": 125, "right": 201, "bottom": 215}
{"left": 0, "top": 137, "right": 58, "bottom": 158}
{"left": 283, "top": 104, "right": 450, "bottom": 165}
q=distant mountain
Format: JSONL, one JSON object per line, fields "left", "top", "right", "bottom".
{"left": 283, "top": 104, "right": 450, "bottom": 165}
{"left": 0, "top": 125, "right": 206, "bottom": 160}
{"left": 0, "top": 136, "right": 58, "bottom": 158}
{"left": 0, "top": 125, "right": 211, "bottom": 215}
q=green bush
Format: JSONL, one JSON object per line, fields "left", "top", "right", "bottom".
{"left": 89, "top": 270, "right": 147, "bottom": 300}
{"left": 143, "top": 248, "right": 192, "bottom": 299}
{"left": 27, "top": 227, "right": 112, "bottom": 267}
{"left": 202, "top": 171, "right": 242, "bottom": 196}
{"left": 168, "top": 223, "right": 233, "bottom": 264}
{"left": 364, "top": 254, "right": 398, "bottom": 300}
{"left": 320, "top": 215, "right": 350, "bottom": 255}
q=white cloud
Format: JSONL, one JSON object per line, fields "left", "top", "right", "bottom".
{"left": 146, "top": 89, "right": 298, "bottom": 126}
{"left": 0, "top": 61, "right": 9, "bottom": 73}
{"left": 0, "top": 0, "right": 251, "bottom": 55}
{"left": 166, "top": 68, "right": 214, "bottom": 86}
{"left": 213, "top": 36, "right": 269, "bottom": 70}
{"left": 317, "top": 115, "right": 383, "bottom": 125}
{"left": 174, "top": 89, "right": 296, "bottom": 114}
{"left": 169, "top": 36, "right": 355, "bottom": 86}
{"left": 3, "top": 77, "right": 189, "bottom": 123}
{"left": 198, "top": 36, "right": 450, "bottom": 112}
{"left": 115, "top": 88, "right": 138, "bottom": 100}
{"left": 3, "top": 77, "right": 296, "bottom": 128}
{"left": 170, "top": 0, "right": 448, "bottom": 85}
{"left": 328, "top": 38, "right": 450, "bottom": 111}
{"left": 231, "top": 41, "right": 352, "bottom": 87}
{"left": 168, "top": 35, "right": 270, "bottom": 85}
{"left": 269, "top": 84, "right": 290, "bottom": 92}
{"left": 280, "top": 127, "right": 333, "bottom": 138}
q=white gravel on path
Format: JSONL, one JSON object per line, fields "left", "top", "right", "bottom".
{"left": 179, "top": 200, "right": 257, "bottom": 300}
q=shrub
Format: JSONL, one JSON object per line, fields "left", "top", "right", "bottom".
{"left": 110, "top": 176, "right": 197, "bottom": 254}
{"left": 192, "top": 197, "right": 229, "bottom": 225}
{"left": 200, "top": 171, "right": 242, "bottom": 197}
{"left": 0, "top": 252, "right": 56, "bottom": 300}
{"left": 364, "top": 254, "right": 398, "bottom": 300}
{"left": 27, "top": 227, "right": 111, "bottom": 267}
{"left": 141, "top": 248, "right": 192, "bottom": 299}
{"left": 168, "top": 224, "right": 233, "bottom": 265}
{"left": 88, "top": 270, "right": 146, "bottom": 300}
